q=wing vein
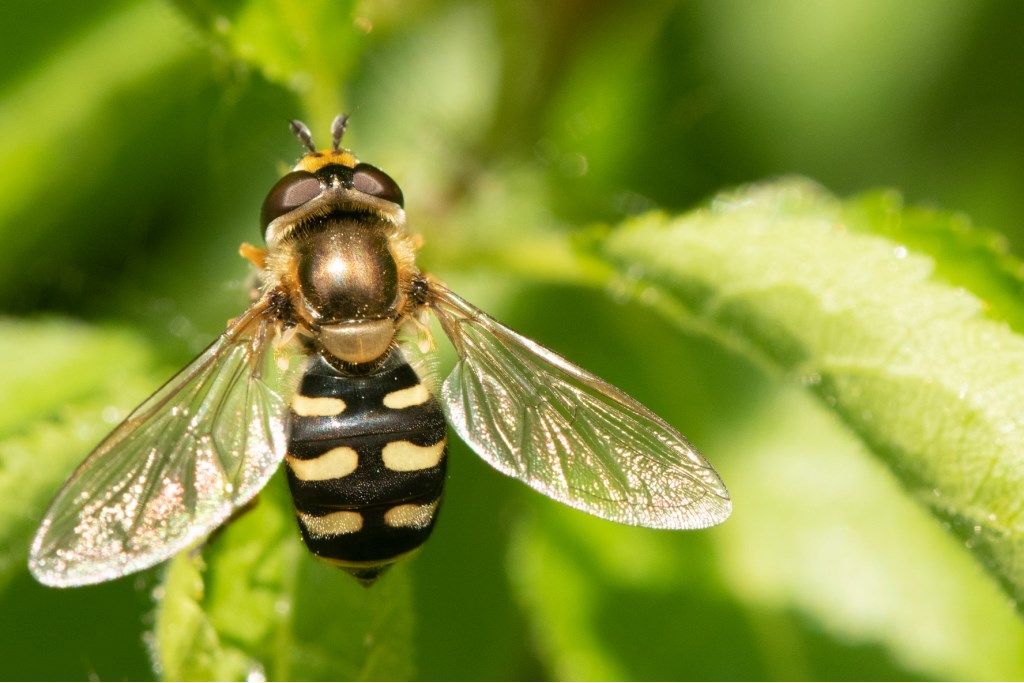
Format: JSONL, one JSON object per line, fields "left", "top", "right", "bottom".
{"left": 429, "top": 281, "right": 731, "bottom": 530}
{"left": 28, "top": 297, "right": 301, "bottom": 587}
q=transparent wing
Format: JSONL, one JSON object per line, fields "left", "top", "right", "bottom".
{"left": 29, "top": 299, "right": 304, "bottom": 587}
{"left": 428, "top": 282, "right": 731, "bottom": 529}
{"left": 394, "top": 313, "right": 442, "bottom": 395}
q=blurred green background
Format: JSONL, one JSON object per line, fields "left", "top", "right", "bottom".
{"left": 3, "top": 0, "right": 1024, "bottom": 680}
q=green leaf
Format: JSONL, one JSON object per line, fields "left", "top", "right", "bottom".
{"left": 511, "top": 388, "right": 1024, "bottom": 680}
{"left": 0, "top": 319, "right": 155, "bottom": 590}
{"left": 842, "top": 190, "right": 1024, "bottom": 332}
{"left": 172, "top": 0, "right": 367, "bottom": 126}
{"left": 596, "top": 179, "right": 1024, "bottom": 611}
{"left": 154, "top": 474, "right": 415, "bottom": 681}
{"left": 714, "top": 388, "right": 1024, "bottom": 679}
{"left": 0, "top": 1, "right": 196, "bottom": 302}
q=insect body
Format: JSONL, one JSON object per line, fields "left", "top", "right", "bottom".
{"left": 287, "top": 350, "right": 447, "bottom": 583}
{"left": 28, "top": 116, "right": 731, "bottom": 588}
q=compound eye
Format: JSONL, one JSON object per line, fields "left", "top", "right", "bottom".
{"left": 261, "top": 170, "right": 323, "bottom": 232}
{"left": 352, "top": 163, "right": 404, "bottom": 207}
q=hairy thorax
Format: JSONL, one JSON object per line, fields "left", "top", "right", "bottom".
{"left": 265, "top": 215, "right": 418, "bottom": 365}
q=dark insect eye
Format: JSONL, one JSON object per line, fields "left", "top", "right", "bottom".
{"left": 352, "top": 163, "right": 404, "bottom": 206}
{"left": 261, "top": 171, "right": 323, "bottom": 232}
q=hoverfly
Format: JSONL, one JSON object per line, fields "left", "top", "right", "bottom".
{"left": 29, "top": 116, "right": 731, "bottom": 587}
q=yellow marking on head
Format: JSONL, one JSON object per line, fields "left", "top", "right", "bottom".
{"left": 384, "top": 500, "right": 440, "bottom": 529}
{"left": 382, "top": 383, "right": 431, "bottom": 409}
{"left": 299, "top": 510, "right": 363, "bottom": 537}
{"left": 292, "top": 395, "right": 346, "bottom": 416}
{"left": 294, "top": 149, "right": 359, "bottom": 173}
{"left": 381, "top": 439, "right": 446, "bottom": 472}
{"left": 286, "top": 448, "right": 359, "bottom": 481}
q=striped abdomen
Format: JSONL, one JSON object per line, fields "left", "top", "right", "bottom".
{"left": 285, "top": 349, "right": 447, "bottom": 584}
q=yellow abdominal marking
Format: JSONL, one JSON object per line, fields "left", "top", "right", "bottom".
{"left": 292, "top": 395, "right": 346, "bottom": 416}
{"left": 384, "top": 500, "right": 440, "bottom": 529}
{"left": 382, "top": 383, "right": 431, "bottom": 409}
{"left": 318, "top": 549, "right": 417, "bottom": 569}
{"left": 299, "top": 510, "right": 363, "bottom": 537}
{"left": 286, "top": 448, "right": 359, "bottom": 481}
{"left": 381, "top": 439, "right": 445, "bottom": 472}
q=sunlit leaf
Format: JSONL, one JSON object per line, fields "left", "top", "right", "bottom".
{"left": 715, "top": 389, "right": 1024, "bottom": 680}
{"left": 599, "top": 179, "right": 1024, "bottom": 611}
{"left": 843, "top": 190, "right": 1024, "bottom": 331}
{"left": 511, "top": 388, "right": 1024, "bottom": 680}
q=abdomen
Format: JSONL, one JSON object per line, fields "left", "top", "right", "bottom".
{"left": 285, "top": 348, "right": 447, "bottom": 584}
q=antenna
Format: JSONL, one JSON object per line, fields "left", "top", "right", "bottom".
{"left": 331, "top": 113, "right": 350, "bottom": 152}
{"left": 289, "top": 119, "right": 317, "bottom": 154}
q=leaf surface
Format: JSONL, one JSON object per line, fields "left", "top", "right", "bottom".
{"left": 0, "top": 320, "right": 155, "bottom": 590}
{"left": 172, "top": 0, "right": 366, "bottom": 125}
{"left": 598, "top": 179, "right": 1024, "bottom": 609}
{"left": 154, "top": 474, "right": 415, "bottom": 682}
